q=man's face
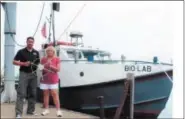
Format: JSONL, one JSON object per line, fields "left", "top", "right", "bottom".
{"left": 26, "top": 39, "right": 34, "bottom": 49}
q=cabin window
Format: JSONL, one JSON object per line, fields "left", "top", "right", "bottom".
{"left": 82, "top": 51, "right": 111, "bottom": 62}
{"left": 66, "top": 51, "right": 75, "bottom": 59}
{"left": 83, "top": 52, "right": 98, "bottom": 62}
{"left": 100, "top": 55, "right": 110, "bottom": 60}
{"left": 66, "top": 50, "right": 82, "bottom": 59}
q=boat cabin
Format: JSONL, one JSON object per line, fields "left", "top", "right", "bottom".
{"left": 40, "top": 31, "right": 112, "bottom": 63}
{"left": 40, "top": 45, "right": 111, "bottom": 63}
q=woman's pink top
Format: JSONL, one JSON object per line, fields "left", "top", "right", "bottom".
{"left": 40, "top": 57, "right": 60, "bottom": 84}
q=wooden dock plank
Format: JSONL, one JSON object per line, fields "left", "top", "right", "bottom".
{"left": 1, "top": 103, "right": 99, "bottom": 118}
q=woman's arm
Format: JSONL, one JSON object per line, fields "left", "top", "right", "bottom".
{"left": 49, "top": 57, "right": 60, "bottom": 72}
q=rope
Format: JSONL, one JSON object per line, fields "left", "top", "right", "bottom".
{"left": 32, "top": 2, "right": 45, "bottom": 37}
{"left": 56, "top": 4, "right": 86, "bottom": 41}
{"left": 158, "top": 61, "right": 173, "bottom": 83}
{"left": 4, "top": 2, "right": 46, "bottom": 47}
{"left": 30, "top": 58, "right": 57, "bottom": 80}
{"left": 1, "top": 59, "right": 55, "bottom": 82}
{"left": 4, "top": 5, "right": 25, "bottom": 47}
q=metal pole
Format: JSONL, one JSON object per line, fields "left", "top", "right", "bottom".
{"left": 113, "top": 79, "right": 130, "bottom": 119}
{"left": 1, "top": 2, "right": 17, "bottom": 103}
{"left": 48, "top": 14, "right": 52, "bottom": 43}
{"left": 48, "top": 3, "right": 52, "bottom": 43}
{"left": 52, "top": 5, "right": 56, "bottom": 46}
{"left": 97, "top": 96, "right": 105, "bottom": 119}
{"left": 127, "top": 73, "right": 135, "bottom": 119}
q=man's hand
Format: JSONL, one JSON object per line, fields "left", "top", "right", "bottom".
{"left": 23, "top": 61, "right": 31, "bottom": 67}
{"left": 13, "top": 60, "right": 31, "bottom": 67}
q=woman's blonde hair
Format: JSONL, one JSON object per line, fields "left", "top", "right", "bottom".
{"left": 45, "top": 46, "right": 56, "bottom": 57}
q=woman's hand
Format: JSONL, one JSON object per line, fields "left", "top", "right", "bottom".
{"left": 48, "top": 65, "right": 59, "bottom": 72}
{"left": 44, "top": 62, "right": 51, "bottom": 69}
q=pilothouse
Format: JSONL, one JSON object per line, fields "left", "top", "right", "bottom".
{"left": 41, "top": 31, "right": 112, "bottom": 63}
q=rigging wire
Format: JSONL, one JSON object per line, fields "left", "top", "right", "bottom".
{"left": 4, "top": 2, "right": 46, "bottom": 47}
{"left": 158, "top": 61, "right": 173, "bottom": 83}
{"left": 56, "top": 4, "right": 86, "bottom": 41}
{"left": 4, "top": 4, "right": 25, "bottom": 47}
{"left": 32, "top": 2, "right": 46, "bottom": 37}
{"left": 4, "top": 3, "right": 173, "bottom": 83}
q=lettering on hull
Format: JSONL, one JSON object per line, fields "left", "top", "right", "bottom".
{"left": 124, "top": 65, "right": 152, "bottom": 72}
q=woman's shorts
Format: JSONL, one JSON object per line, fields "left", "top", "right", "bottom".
{"left": 40, "top": 83, "right": 58, "bottom": 90}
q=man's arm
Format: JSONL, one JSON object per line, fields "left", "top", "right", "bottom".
{"left": 13, "top": 50, "right": 28, "bottom": 66}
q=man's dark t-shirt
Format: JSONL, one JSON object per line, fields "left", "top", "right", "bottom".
{"left": 14, "top": 48, "right": 40, "bottom": 73}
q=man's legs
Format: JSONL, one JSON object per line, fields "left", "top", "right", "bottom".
{"left": 15, "top": 72, "right": 29, "bottom": 116}
{"left": 27, "top": 74, "right": 37, "bottom": 114}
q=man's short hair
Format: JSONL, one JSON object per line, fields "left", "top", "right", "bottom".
{"left": 27, "top": 36, "right": 34, "bottom": 41}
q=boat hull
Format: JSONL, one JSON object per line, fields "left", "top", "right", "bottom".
{"left": 36, "top": 70, "right": 173, "bottom": 119}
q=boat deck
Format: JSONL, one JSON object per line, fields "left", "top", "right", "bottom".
{"left": 1, "top": 103, "right": 99, "bottom": 118}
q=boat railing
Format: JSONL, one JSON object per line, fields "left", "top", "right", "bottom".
{"left": 0, "top": 60, "right": 172, "bottom": 87}
{"left": 60, "top": 59, "right": 173, "bottom": 66}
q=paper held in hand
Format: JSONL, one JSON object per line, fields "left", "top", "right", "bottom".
{"left": 38, "top": 64, "right": 44, "bottom": 71}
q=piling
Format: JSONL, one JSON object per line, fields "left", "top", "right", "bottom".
{"left": 127, "top": 73, "right": 135, "bottom": 119}
{"left": 97, "top": 96, "right": 105, "bottom": 119}
{"left": 113, "top": 73, "right": 135, "bottom": 119}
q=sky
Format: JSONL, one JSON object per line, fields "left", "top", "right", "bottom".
{"left": 1, "top": 1, "right": 181, "bottom": 74}
{"left": 0, "top": 1, "right": 183, "bottom": 118}
{"left": 1, "top": 1, "right": 179, "bottom": 64}
{"left": 0, "top": 1, "right": 181, "bottom": 72}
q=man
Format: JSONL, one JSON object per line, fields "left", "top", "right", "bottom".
{"left": 13, "top": 37, "right": 40, "bottom": 118}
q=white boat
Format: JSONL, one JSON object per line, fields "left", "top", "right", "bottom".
{"left": 36, "top": 31, "right": 173, "bottom": 118}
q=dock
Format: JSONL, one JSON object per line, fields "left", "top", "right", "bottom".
{"left": 1, "top": 73, "right": 135, "bottom": 119}
{"left": 1, "top": 103, "right": 99, "bottom": 118}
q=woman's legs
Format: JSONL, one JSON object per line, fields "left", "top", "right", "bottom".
{"left": 50, "top": 89, "right": 60, "bottom": 110}
{"left": 50, "top": 88, "right": 62, "bottom": 117}
{"left": 40, "top": 83, "right": 50, "bottom": 116}
{"left": 43, "top": 89, "right": 50, "bottom": 109}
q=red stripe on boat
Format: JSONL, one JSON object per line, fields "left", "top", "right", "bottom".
{"left": 134, "top": 110, "right": 160, "bottom": 115}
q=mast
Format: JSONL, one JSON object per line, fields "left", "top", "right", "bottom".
{"left": 47, "top": 4, "right": 52, "bottom": 43}
{"left": 52, "top": 6, "right": 56, "bottom": 46}
{"left": 51, "top": 2, "right": 60, "bottom": 47}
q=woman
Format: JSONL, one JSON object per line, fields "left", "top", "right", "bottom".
{"left": 40, "top": 46, "right": 62, "bottom": 117}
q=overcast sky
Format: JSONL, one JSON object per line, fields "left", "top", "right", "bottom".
{"left": 1, "top": 1, "right": 182, "bottom": 71}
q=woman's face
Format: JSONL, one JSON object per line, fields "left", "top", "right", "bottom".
{"left": 47, "top": 49, "right": 54, "bottom": 57}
